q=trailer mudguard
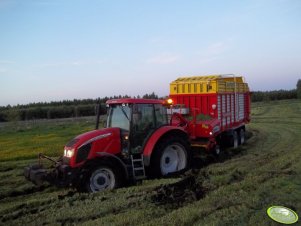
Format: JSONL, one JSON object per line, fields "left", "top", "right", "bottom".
{"left": 143, "top": 126, "right": 188, "bottom": 166}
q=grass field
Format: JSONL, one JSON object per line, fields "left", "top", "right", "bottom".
{"left": 0, "top": 99, "right": 301, "bottom": 226}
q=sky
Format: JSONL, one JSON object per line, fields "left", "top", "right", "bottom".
{"left": 0, "top": 0, "right": 301, "bottom": 106}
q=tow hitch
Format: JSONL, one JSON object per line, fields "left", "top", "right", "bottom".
{"left": 24, "top": 153, "right": 75, "bottom": 187}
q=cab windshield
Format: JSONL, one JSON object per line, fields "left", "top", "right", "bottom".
{"left": 107, "top": 105, "right": 131, "bottom": 131}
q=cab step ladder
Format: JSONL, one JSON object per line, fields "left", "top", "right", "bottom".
{"left": 130, "top": 154, "right": 146, "bottom": 180}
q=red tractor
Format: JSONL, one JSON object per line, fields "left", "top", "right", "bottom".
{"left": 25, "top": 99, "right": 190, "bottom": 192}
{"left": 24, "top": 75, "right": 250, "bottom": 192}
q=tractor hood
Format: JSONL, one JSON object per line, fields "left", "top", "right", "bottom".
{"left": 64, "top": 128, "right": 122, "bottom": 167}
{"left": 73, "top": 128, "right": 117, "bottom": 148}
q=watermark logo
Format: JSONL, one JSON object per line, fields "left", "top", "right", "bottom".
{"left": 267, "top": 206, "right": 298, "bottom": 224}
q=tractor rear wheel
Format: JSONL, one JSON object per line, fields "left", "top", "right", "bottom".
{"left": 151, "top": 136, "right": 190, "bottom": 177}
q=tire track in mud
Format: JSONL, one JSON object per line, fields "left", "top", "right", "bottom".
{"left": 150, "top": 116, "right": 301, "bottom": 210}
{"left": 151, "top": 101, "right": 301, "bottom": 210}
{"left": 150, "top": 141, "right": 252, "bottom": 207}
{"left": 0, "top": 185, "right": 50, "bottom": 201}
{"left": 0, "top": 198, "right": 56, "bottom": 223}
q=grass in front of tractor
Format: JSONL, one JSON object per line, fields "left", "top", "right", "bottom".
{"left": 0, "top": 117, "right": 96, "bottom": 162}
{"left": 0, "top": 100, "right": 301, "bottom": 225}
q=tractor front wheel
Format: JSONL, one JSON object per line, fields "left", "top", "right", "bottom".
{"left": 85, "top": 164, "right": 121, "bottom": 193}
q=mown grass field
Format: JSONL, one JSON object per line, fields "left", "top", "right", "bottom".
{"left": 0, "top": 99, "right": 301, "bottom": 226}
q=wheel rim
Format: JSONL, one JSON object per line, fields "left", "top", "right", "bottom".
{"left": 160, "top": 143, "right": 187, "bottom": 175}
{"left": 89, "top": 168, "right": 115, "bottom": 192}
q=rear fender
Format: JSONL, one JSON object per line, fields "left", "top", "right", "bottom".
{"left": 143, "top": 126, "right": 188, "bottom": 166}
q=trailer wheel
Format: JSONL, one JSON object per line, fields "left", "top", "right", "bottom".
{"left": 85, "top": 164, "right": 121, "bottom": 192}
{"left": 213, "top": 144, "right": 221, "bottom": 156}
{"left": 151, "top": 136, "right": 190, "bottom": 177}
{"left": 239, "top": 129, "right": 245, "bottom": 145}
{"left": 232, "top": 131, "right": 239, "bottom": 149}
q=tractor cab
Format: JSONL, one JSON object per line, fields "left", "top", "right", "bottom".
{"left": 105, "top": 99, "right": 168, "bottom": 155}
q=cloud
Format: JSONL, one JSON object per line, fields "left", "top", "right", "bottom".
{"left": 199, "top": 56, "right": 219, "bottom": 65}
{"left": 146, "top": 53, "right": 180, "bottom": 64}
{"left": 39, "top": 63, "right": 63, "bottom": 67}
{"left": 148, "top": 37, "right": 177, "bottom": 45}
{"left": 0, "top": 68, "right": 8, "bottom": 73}
{"left": 205, "top": 42, "right": 228, "bottom": 56}
{"left": 0, "top": 60, "right": 15, "bottom": 64}
{"left": 31, "top": 0, "right": 60, "bottom": 6}
{"left": 0, "top": 0, "right": 15, "bottom": 10}
{"left": 71, "top": 61, "right": 82, "bottom": 66}
{"left": 35, "top": 59, "right": 105, "bottom": 68}
{"left": 0, "top": 60, "right": 15, "bottom": 74}
{"left": 196, "top": 41, "right": 230, "bottom": 65}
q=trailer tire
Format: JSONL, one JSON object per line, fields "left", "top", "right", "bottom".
{"left": 232, "top": 131, "right": 239, "bottom": 149}
{"left": 213, "top": 144, "right": 222, "bottom": 157}
{"left": 150, "top": 135, "right": 190, "bottom": 177}
{"left": 239, "top": 129, "right": 245, "bottom": 145}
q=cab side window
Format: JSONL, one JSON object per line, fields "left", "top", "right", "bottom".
{"left": 154, "top": 104, "right": 168, "bottom": 127}
{"left": 132, "top": 104, "right": 155, "bottom": 131}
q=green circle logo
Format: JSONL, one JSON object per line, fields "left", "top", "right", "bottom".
{"left": 267, "top": 206, "right": 299, "bottom": 224}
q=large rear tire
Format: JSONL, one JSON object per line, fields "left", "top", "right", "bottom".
{"left": 150, "top": 135, "right": 190, "bottom": 177}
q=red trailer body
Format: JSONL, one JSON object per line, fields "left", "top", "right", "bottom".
{"left": 169, "top": 75, "right": 250, "bottom": 150}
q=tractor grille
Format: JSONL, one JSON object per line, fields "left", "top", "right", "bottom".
{"left": 63, "top": 156, "right": 70, "bottom": 164}
{"left": 76, "top": 143, "right": 92, "bottom": 163}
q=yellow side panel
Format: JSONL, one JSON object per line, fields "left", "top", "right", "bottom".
{"left": 170, "top": 75, "right": 249, "bottom": 94}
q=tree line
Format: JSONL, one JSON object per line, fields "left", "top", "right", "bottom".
{"left": 0, "top": 85, "right": 300, "bottom": 122}
{"left": 251, "top": 89, "right": 297, "bottom": 102}
{"left": 0, "top": 93, "right": 159, "bottom": 122}
{"left": 251, "top": 79, "right": 301, "bottom": 102}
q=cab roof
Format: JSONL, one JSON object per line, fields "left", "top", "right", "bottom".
{"left": 106, "top": 98, "right": 164, "bottom": 105}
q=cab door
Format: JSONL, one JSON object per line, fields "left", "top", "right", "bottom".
{"left": 130, "top": 104, "right": 156, "bottom": 154}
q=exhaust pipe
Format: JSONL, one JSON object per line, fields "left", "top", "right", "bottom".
{"left": 95, "top": 103, "right": 101, "bottom": 130}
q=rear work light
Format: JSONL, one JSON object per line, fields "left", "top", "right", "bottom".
{"left": 163, "top": 98, "right": 173, "bottom": 106}
{"left": 167, "top": 98, "right": 173, "bottom": 105}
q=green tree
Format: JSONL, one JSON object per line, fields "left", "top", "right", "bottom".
{"left": 143, "top": 92, "right": 158, "bottom": 99}
{"left": 5, "top": 108, "right": 21, "bottom": 122}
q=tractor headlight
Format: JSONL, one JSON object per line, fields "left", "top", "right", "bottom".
{"left": 64, "top": 149, "right": 74, "bottom": 158}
